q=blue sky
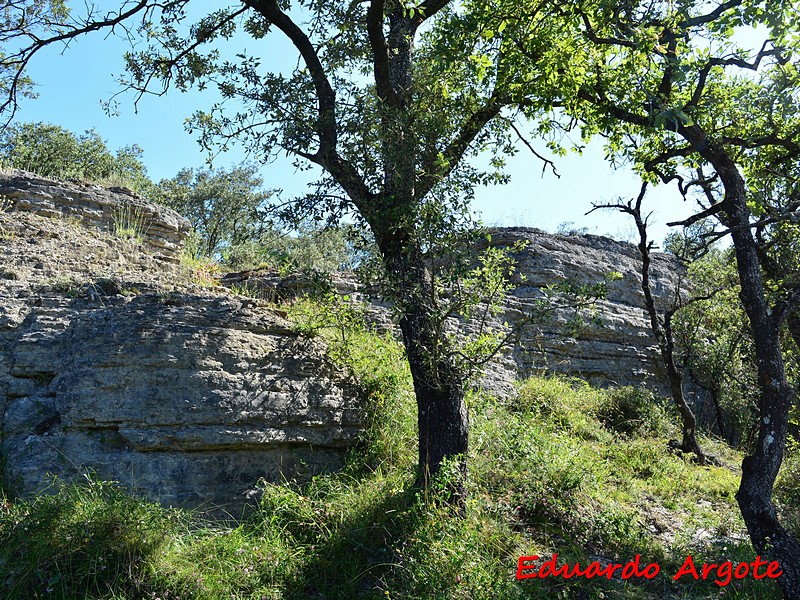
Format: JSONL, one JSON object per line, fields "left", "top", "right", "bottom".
{"left": 12, "top": 13, "right": 699, "bottom": 244}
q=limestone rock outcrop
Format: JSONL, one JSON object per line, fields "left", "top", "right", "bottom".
{"left": 2, "top": 294, "right": 362, "bottom": 511}
{"left": 488, "top": 228, "right": 683, "bottom": 395}
{"left": 1, "top": 173, "right": 362, "bottom": 512}
{"left": 222, "top": 228, "right": 686, "bottom": 397}
{"left": 0, "top": 168, "right": 190, "bottom": 259}
{"left": 0, "top": 170, "right": 689, "bottom": 513}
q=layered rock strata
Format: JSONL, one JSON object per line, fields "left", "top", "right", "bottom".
{"left": 1, "top": 171, "right": 693, "bottom": 512}
{"left": 0, "top": 178, "right": 362, "bottom": 512}
{"left": 489, "top": 228, "right": 683, "bottom": 393}
{"left": 222, "top": 228, "right": 686, "bottom": 397}
{"left": 0, "top": 169, "right": 190, "bottom": 259}
{"left": 2, "top": 294, "right": 362, "bottom": 511}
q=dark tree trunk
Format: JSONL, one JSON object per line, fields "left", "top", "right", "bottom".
{"left": 399, "top": 308, "right": 469, "bottom": 503}
{"left": 626, "top": 191, "right": 706, "bottom": 461}
{"left": 710, "top": 384, "right": 726, "bottom": 441}
{"left": 371, "top": 9, "right": 470, "bottom": 508}
{"left": 250, "top": 0, "right": 504, "bottom": 515}
{"left": 680, "top": 124, "right": 800, "bottom": 598}
{"left": 377, "top": 240, "right": 470, "bottom": 508}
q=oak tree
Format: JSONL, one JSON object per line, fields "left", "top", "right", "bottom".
{"left": 493, "top": 0, "right": 800, "bottom": 593}
{"left": 0, "top": 0, "right": 564, "bottom": 507}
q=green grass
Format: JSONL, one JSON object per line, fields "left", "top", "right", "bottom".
{"left": 112, "top": 203, "right": 148, "bottom": 243}
{"left": 0, "top": 321, "right": 787, "bottom": 599}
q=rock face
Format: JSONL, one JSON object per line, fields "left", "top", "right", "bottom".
{"left": 0, "top": 173, "right": 362, "bottom": 512}
{"left": 0, "top": 168, "right": 190, "bottom": 259}
{"left": 2, "top": 295, "right": 362, "bottom": 511}
{"left": 222, "top": 228, "right": 686, "bottom": 398}
{"left": 0, "top": 171, "right": 689, "bottom": 512}
{"left": 488, "top": 228, "right": 683, "bottom": 395}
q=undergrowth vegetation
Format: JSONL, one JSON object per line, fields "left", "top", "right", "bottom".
{"left": 0, "top": 305, "right": 786, "bottom": 599}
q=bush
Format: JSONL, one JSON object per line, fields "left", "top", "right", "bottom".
{"left": 0, "top": 122, "right": 152, "bottom": 193}
{"left": 594, "top": 386, "right": 672, "bottom": 436}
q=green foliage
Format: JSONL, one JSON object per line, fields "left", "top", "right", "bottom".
{"left": 0, "top": 122, "right": 151, "bottom": 192}
{"left": 542, "top": 271, "right": 622, "bottom": 336}
{"left": 776, "top": 442, "right": 800, "bottom": 537}
{"left": 441, "top": 239, "right": 525, "bottom": 380}
{"left": 0, "top": 475, "right": 179, "bottom": 599}
{"left": 287, "top": 291, "right": 415, "bottom": 470}
{"left": 180, "top": 251, "right": 222, "bottom": 288}
{"left": 144, "top": 517, "right": 297, "bottom": 600}
{"left": 155, "top": 164, "right": 273, "bottom": 259}
{"left": 112, "top": 203, "right": 148, "bottom": 242}
{"left": 0, "top": 2, "right": 70, "bottom": 109}
{"left": 223, "top": 223, "right": 362, "bottom": 274}
{"left": 595, "top": 387, "right": 672, "bottom": 437}
{"left": 0, "top": 371, "right": 777, "bottom": 599}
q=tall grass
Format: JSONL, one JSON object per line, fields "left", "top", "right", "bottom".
{"left": 0, "top": 314, "right": 784, "bottom": 598}
{"left": 0, "top": 476, "right": 179, "bottom": 599}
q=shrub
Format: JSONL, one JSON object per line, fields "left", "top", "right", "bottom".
{"left": 594, "top": 386, "right": 672, "bottom": 436}
{"left": 0, "top": 122, "right": 152, "bottom": 193}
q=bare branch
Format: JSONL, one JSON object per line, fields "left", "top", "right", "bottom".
{"left": 667, "top": 201, "right": 727, "bottom": 228}
{"left": 0, "top": 1, "right": 153, "bottom": 122}
{"left": 681, "top": 0, "right": 744, "bottom": 28}
{"left": 506, "top": 119, "right": 559, "bottom": 178}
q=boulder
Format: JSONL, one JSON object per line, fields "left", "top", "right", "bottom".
{"left": 1, "top": 294, "right": 363, "bottom": 512}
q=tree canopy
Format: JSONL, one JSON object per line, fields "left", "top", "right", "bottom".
{"left": 0, "top": 121, "right": 150, "bottom": 190}
{"left": 4, "top": 1, "right": 800, "bottom": 593}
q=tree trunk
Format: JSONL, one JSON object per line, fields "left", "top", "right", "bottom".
{"left": 710, "top": 384, "right": 726, "bottom": 441}
{"left": 680, "top": 124, "right": 800, "bottom": 598}
{"left": 628, "top": 196, "right": 706, "bottom": 461}
{"left": 399, "top": 307, "right": 469, "bottom": 506}
{"left": 372, "top": 222, "right": 470, "bottom": 509}
{"left": 370, "top": 9, "right": 470, "bottom": 509}
{"left": 729, "top": 216, "right": 800, "bottom": 597}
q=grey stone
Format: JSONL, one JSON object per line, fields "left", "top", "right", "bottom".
{"left": 1, "top": 295, "right": 363, "bottom": 512}
{"left": 0, "top": 171, "right": 692, "bottom": 514}
{"left": 223, "top": 228, "right": 686, "bottom": 398}
{"left": 0, "top": 169, "right": 190, "bottom": 260}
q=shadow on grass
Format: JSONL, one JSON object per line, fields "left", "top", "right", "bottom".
{"left": 276, "top": 483, "right": 424, "bottom": 599}
{"left": 0, "top": 476, "right": 175, "bottom": 599}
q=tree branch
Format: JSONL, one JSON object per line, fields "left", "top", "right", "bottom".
{"left": 667, "top": 200, "right": 728, "bottom": 228}
{"left": 417, "top": 90, "right": 510, "bottom": 199}
{"left": 775, "top": 286, "right": 800, "bottom": 326}
{"left": 243, "top": 0, "right": 375, "bottom": 208}
{"left": 415, "top": 0, "right": 453, "bottom": 24}
{"left": 244, "top": 0, "right": 337, "bottom": 157}
{"left": 0, "top": 0, "right": 153, "bottom": 121}
{"left": 578, "top": 10, "right": 637, "bottom": 49}
{"left": 681, "top": 0, "right": 743, "bottom": 28}
{"left": 367, "top": 0, "right": 399, "bottom": 107}
{"left": 506, "top": 119, "right": 559, "bottom": 178}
